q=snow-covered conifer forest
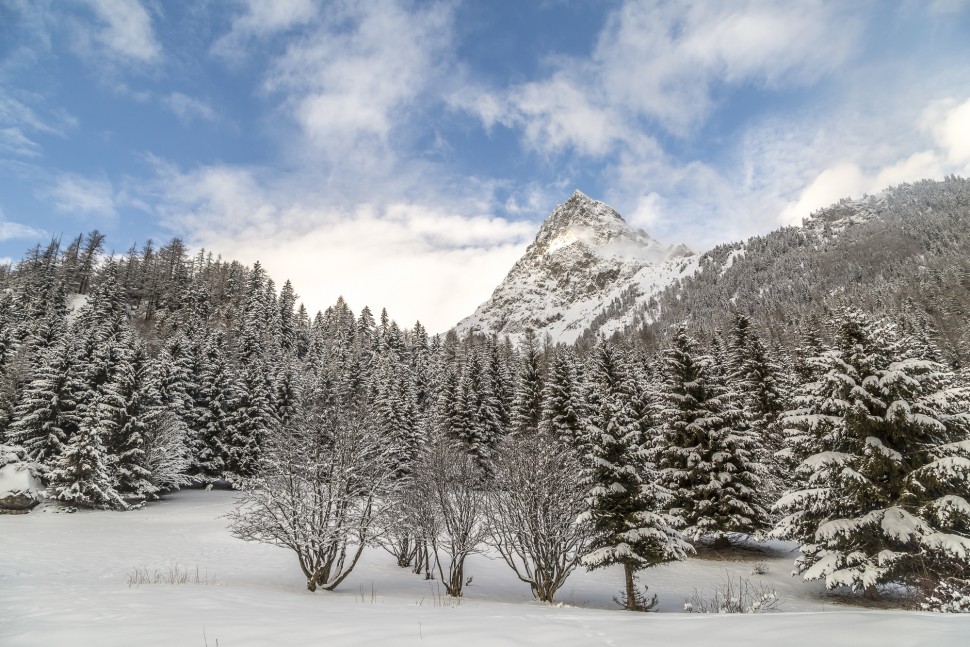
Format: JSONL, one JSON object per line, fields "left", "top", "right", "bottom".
{"left": 3, "top": 178, "right": 970, "bottom": 646}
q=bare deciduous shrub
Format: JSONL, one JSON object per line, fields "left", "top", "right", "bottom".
{"left": 486, "top": 432, "right": 592, "bottom": 603}
{"left": 228, "top": 400, "right": 397, "bottom": 592}
{"left": 684, "top": 572, "right": 781, "bottom": 613}
{"left": 125, "top": 563, "right": 217, "bottom": 587}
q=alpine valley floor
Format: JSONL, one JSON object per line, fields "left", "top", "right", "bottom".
{"left": 2, "top": 490, "right": 966, "bottom": 647}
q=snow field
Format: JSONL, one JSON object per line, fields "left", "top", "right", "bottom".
{"left": 2, "top": 490, "right": 968, "bottom": 646}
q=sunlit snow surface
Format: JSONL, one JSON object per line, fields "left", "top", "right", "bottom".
{"left": 2, "top": 490, "right": 967, "bottom": 646}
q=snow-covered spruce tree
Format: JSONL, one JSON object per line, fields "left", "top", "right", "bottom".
{"left": 774, "top": 308, "right": 970, "bottom": 601}
{"left": 656, "top": 324, "right": 770, "bottom": 546}
{"left": 726, "top": 313, "right": 789, "bottom": 496}
{"left": 227, "top": 352, "right": 278, "bottom": 480}
{"left": 540, "top": 346, "right": 586, "bottom": 451}
{"left": 450, "top": 344, "right": 503, "bottom": 472}
{"left": 487, "top": 430, "right": 592, "bottom": 602}
{"left": 581, "top": 341, "right": 691, "bottom": 611}
{"left": 727, "top": 314, "right": 787, "bottom": 438}
{"left": 97, "top": 331, "right": 157, "bottom": 501}
{"left": 228, "top": 391, "right": 396, "bottom": 592}
{"left": 48, "top": 393, "right": 128, "bottom": 510}
{"left": 7, "top": 337, "right": 81, "bottom": 463}
{"left": 510, "top": 330, "right": 544, "bottom": 435}
{"left": 225, "top": 261, "right": 280, "bottom": 479}
{"left": 370, "top": 349, "right": 420, "bottom": 479}
{"left": 187, "top": 332, "right": 235, "bottom": 481}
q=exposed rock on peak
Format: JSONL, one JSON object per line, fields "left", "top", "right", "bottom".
{"left": 455, "top": 192, "right": 697, "bottom": 343}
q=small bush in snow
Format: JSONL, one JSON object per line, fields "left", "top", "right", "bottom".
{"left": 126, "top": 563, "right": 217, "bottom": 587}
{"left": 684, "top": 572, "right": 782, "bottom": 613}
{"left": 751, "top": 561, "right": 769, "bottom": 575}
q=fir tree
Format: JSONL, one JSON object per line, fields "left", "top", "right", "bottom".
{"left": 511, "top": 331, "right": 544, "bottom": 435}
{"left": 48, "top": 393, "right": 128, "bottom": 510}
{"left": 656, "top": 325, "right": 770, "bottom": 545}
{"left": 581, "top": 342, "right": 690, "bottom": 610}
{"left": 540, "top": 347, "right": 586, "bottom": 451}
{"left": 774, "top": 308, "right": 970, "bottom": 599}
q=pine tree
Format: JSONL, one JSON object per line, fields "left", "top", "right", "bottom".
{"left": 540, "top": 347, "right": 586, "bottom": 451}
{"left": 511, "top": 331, "right": 544, "bottom": 435}
{"left": 656, "top": 324, "right": 770, "bottom": 545}
{"left": 48, "top": 393, "right": 127, "bottom": 510}
{"left": 7, "top": 337, "right": 82, "bottom": 462}
{"left": 581, "top": 342, "right": 690, "bottom": 610}
{"left": 774, "top": 308, "right": 970, "bottom": 599}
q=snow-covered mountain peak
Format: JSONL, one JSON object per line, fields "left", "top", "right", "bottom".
{"left": 455, "top": 192, "right": 698, "bottom": 343}
{"left": 534, "top": 190, "right": 672, "bottom": 265}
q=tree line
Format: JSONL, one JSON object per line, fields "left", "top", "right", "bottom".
{"left": 1, "top": 232, "right": 967, "bottom": 611}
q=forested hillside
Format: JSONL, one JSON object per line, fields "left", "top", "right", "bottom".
{"left": 2, "top": 179, "right": 969, "bottom": 610}
{"left": 593, "top": 176, "right": 970, "bottom": 366}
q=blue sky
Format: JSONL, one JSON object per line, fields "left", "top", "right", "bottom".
{"left": 2, "top": 0, "right": 970, "bottom": 331}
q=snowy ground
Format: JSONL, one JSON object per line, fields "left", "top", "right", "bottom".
{"left": 2, "top": 490, "right": 967, "bottom": 646}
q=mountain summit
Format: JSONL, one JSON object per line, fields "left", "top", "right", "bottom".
{"left": 455, "top": 191, "right": 696, "bottom": 343}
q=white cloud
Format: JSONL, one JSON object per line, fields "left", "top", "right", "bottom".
{"left": 263, "top": 0, "right": 453, "bottom": 156}
{"left": 923, "top": 97, "right": 970, "bottom": 166}
{"left": 211, "top": 0, "right": 319, "bottom": 60}
{"left": 164, "top": 92, "right": 218, "bottom": 124}
{"left": 776, "top": 96, "right": 970, "bottom": 226}
{"left": 143, "top": 160, "right": 532, "bottom": 332}
{"left": 0, "top": 127, "right": 41, "bottom": 157}
{"left": 507, "top": 76, "right": 628, "bottom": 157}
{"left": 80, "top": 0, "right": 160, "bottom": 63}
{"left": 778, "top": 162, "right": 867, "bottom": 225}
{"left": 457, "top": 0, "right": 863, "bottom": 158}
{"left": 0, "top": 207, "right": 45, "bottom": 242}
{"left": 44, "top": 173, "right": 117, "bottom": 218}
{"left": 595, "top": 0, "right": 860, "bottom": 133}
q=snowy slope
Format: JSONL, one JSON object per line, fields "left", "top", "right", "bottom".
{"left": 2, "top": 490, "right": 967, "bottom": 647}
{"left": 455, "top": 190, "right": 696, "bottom": 344}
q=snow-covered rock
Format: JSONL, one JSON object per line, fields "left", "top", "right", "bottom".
{"left": 456, "top": 190, "right": 696, "bottom": 343}
{"left": 0, "top": 445, "right": 45, "bottom": 511}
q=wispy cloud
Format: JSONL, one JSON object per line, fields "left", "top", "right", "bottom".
{"left": 0, "top": 207, "right": 45, "bottom": 242}
{"left": 77, "top": 0, "right": 161, "bottom": 64}
{"left": 44, "top": 173, "right": 117, "bottom": 219}
{"left": 455, "top": 0, "right": 863, "bottom": 156}
{"left": 0, "top": 127, "right": 41, "bottom": 158}
{"left": 211, "top": 0, "right": 319, "bottom": 60}
{"left": 164, "top": 92, "right": 218, "bottom": 124}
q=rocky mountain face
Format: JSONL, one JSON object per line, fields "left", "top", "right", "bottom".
{"left": 455, "top": 190, "right": 695, "bottom": 343}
